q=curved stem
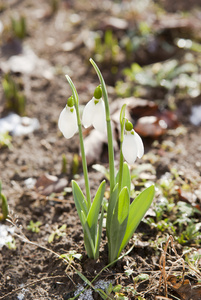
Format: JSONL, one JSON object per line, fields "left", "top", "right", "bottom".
{"left": 65, "top": 75, "right": 91, "bottom": 208}
{"left": 89, "top": 58, "right": 115, "bottom": 193}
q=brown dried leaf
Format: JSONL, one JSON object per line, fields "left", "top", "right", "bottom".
{"left": 84, "top": 122, "right": 118, "bottom": 165}
{"left": 177, "top": 187, "right": 197, "bottom": 204}
{"left": 110, "top": 97, "right": 158, "bottom": 119}
{"left": 84, "top": 129, "right": 106, "bottom": 166}
{"left": 101, "top": 16, "right": 128, "bottom": 30}
{"left": 35, "top": 173, "right": 68, "bottom": 196}
{"left": 134, "top": 116, "right": 167, "bottom": 138}
{"left": 167, "top": 275, "right": 201, "bottom": 300}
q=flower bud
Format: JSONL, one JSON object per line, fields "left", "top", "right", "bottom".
{"left": 67, "top": 96, "right": 74, "bottom": 107}
{"left": 93, "top": 85, "right": 102, "bottom": 99}
{"left": 125, "top": 120, "right": 133, "bottom": 131}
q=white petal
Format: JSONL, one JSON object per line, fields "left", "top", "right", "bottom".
{"left": 122, "top": 134, "right": 138, "bottom": 164}
{"left": 58, "top": 106, "right": 78, "bottom": 139}
{"left": 92, "top": 99, "right": 106, "bottom": 133}
{"left": 133, "top": 131, "right": 144, "bottom": 158}
{"left": 82, "top": 99, "right": 95, "bottom": 128}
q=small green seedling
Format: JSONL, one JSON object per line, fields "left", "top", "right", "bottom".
{"left": 27, "top": 220, "right": 42, "bottom": 233}
{"left": 61, "top": 153, "right": 67, "bottom": 174}
{"left": 0, "top": 132, "right": 12, "bottom": 149}
{"left": 48, "top": 224, "right": 67, "bottom": 243}
{"left": 94, "top": 30, "right": 120, "bottom": 68}
{"left": 6, "top": 239, "right": 16, "bottom": 250}
{"left": 11, "top": 15, "right": 27, "bottom": 40}
{"left": 72, "top": 153, "right": 79, "bottom": 176}
{"left": 2, "top": 73, "right": 26, "bottom": 116}
{"left": 0, "top": 181, "right": 8, "bottom": 221}
{"left": 60, "top": 250, "right": 82, "bottom": 262}
{"left": 50, "top": 0, "right": 60, "bottom": 14}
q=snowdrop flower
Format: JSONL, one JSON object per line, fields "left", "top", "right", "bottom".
{"left": 82, "top": 86, "right": 106, "bottom": 133}
{"left": 58, "top": 96, "right": 78, "bottom": 139}
{"left": 122, "top": 120, "right": 144, "bottom": 164}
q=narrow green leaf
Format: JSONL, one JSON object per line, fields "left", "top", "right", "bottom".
{"left": 87, "top": 180, "right": 105, "bottom": 229}
{"left": 116, "top": 162, "right": 131, "bottom": 194}
{"left": 118, "top": 185, "right": 155, "bottom": 256}
{"left": 106, "top": 183, "right": 118, "bottom": 238}
{"left": 86, "top": 180, "right": 105, "bottom": 255}
{"left": 118, "top": 187, "right": 130, "bottom": 224}
{"left": 72, "top": 180, "right": 88, "bottom": 226}
{"left": 94, "top": 206, "right": 104, "bottom": 260}
{"left": 82, "top": 211, "right": 95, "bottom": 258}
{"left": 109, "top": 187, "right": 129, "bottom": 262}
{"left": 1, "top": 194, "right": 8, "bottom": 219}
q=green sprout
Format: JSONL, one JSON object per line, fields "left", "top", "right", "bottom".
{"left": 0, "top": 181, "right": 9, "bottom": 221}
{"left": 6, "top": 239, "right": 16, "bottom": 250}
{"left": 0, "top": 132, "right": 12, "bottom": 149}
{"left": 27, "top": 220, "right": 42, "bottom": 233}
{"left": 72, "top": 153, "right": 79, "bottom": 176}
{"left": 48, "top": 224, "right": 67, "bottom": 243}
{"left": 60, "top": 250, "right": 82, "bottom": 262}
{"left": 61, "top": 153, "right": 67, "bottom": 174}
{"left": 11, "top": 15, "right": 27, "bottom": 40}
{"left": 50, "top": 0, "right": 60, "bottom": 14}
{"left": 93, "top": 30, "right": 120, "bottom": 70}
{"left": 57, "top": 59, "right": 155, "bottom": 262}
{"left": 2, "top": 73, "right": 26, "bottom": 116}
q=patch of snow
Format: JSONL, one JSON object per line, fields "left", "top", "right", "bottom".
{"left": 190, "top": 105, "right": 201, "bottom": 126}
{"left": 0, "top": 113, "right": 40, "bottom": 136}
{"left": 74, "top": 279, "right": 114, "bottom": 299}
{"left": 0, "top": 224, "right": 15, "bottom": 249}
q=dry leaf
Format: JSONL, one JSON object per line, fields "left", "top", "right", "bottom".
{"left": 101, "top": 16, "right": 128, "bottom": 30}
{"left": 84, "top": 129, "right": 107, "bottom": 165}
{"left": 134, "top": 116, "right": 167, "bottom": 138}
{"left": 35, "top": 173, "right": 68, "bottom": 195}
{"left": 84, "top": 122, "right": 118, "bottom": 165}
{"left": 110, "top": 97, "right": 158, "bottom": 118}
{"left": 167, "top": 275, "right": 201, "bottom": 300}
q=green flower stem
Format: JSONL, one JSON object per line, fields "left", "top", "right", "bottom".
{"left": 90, "top": 58, "right": 115, "bottom": 192}
{"left": 118, "top": 104, "right": 126, "bottom": 194}
{"left": 65, "top": 75, "right": 91, "bottom": 209}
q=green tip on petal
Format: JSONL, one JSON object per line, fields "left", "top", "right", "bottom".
{"left": 125, "top": 120, "right": 133, "bottom": 131}
{"left": 67, "top": 96, "right": 74, "bottom": 107}
{"left": 94, "top": 85, "right": 102, "bottom": 99}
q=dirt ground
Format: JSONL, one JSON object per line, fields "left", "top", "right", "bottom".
{"left": 0, "top": 0, "right": 201, "bottom": 299}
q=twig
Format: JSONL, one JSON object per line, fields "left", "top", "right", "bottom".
{"left": 0, "top": 275, "right": 68, "bottom": 300}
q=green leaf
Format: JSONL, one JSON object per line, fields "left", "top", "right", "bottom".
{"left": 118, "top": 185, "right": 155, "bottom": 256}
{"left": 116, "top": 162, "right": 131, "bottom": 194}
{"left": 0, "top": 181, "right": 8, "bottom": 220}
{"left": 87, "top": 180, "right": 105, "bottom": 229}
{"left": 109, "top": 187, "right": 129, "bottom": 262}
{"left": 72, "top": 180, "right": 88, "bottom": 226}
{"left": 82, "top": 212, "right": 95, "bottom": 258}
{"left": 106, "top": 183, "right": 119, "bottom": 238}
{"left": 94, "top": 206, "right": 104, "bottom": 259}
{"left": 118, "top": 187, "right": 130, "bottom": 224}
{"left": 87, "top": 180, "right": 105, "bottom": 255}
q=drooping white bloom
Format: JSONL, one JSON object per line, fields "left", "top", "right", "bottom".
{"left": 122, "top": 129, "right": 144, "bottom": 164}
{"left": 58, "top": 105, "right": 78, "bottom": 139}
{"left": 82, "top": 97, "right": 106, "bottom": 133}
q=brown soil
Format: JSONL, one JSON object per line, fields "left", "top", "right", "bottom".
{"left": 0, "top": 0, "right": 201, "bottom": 299}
